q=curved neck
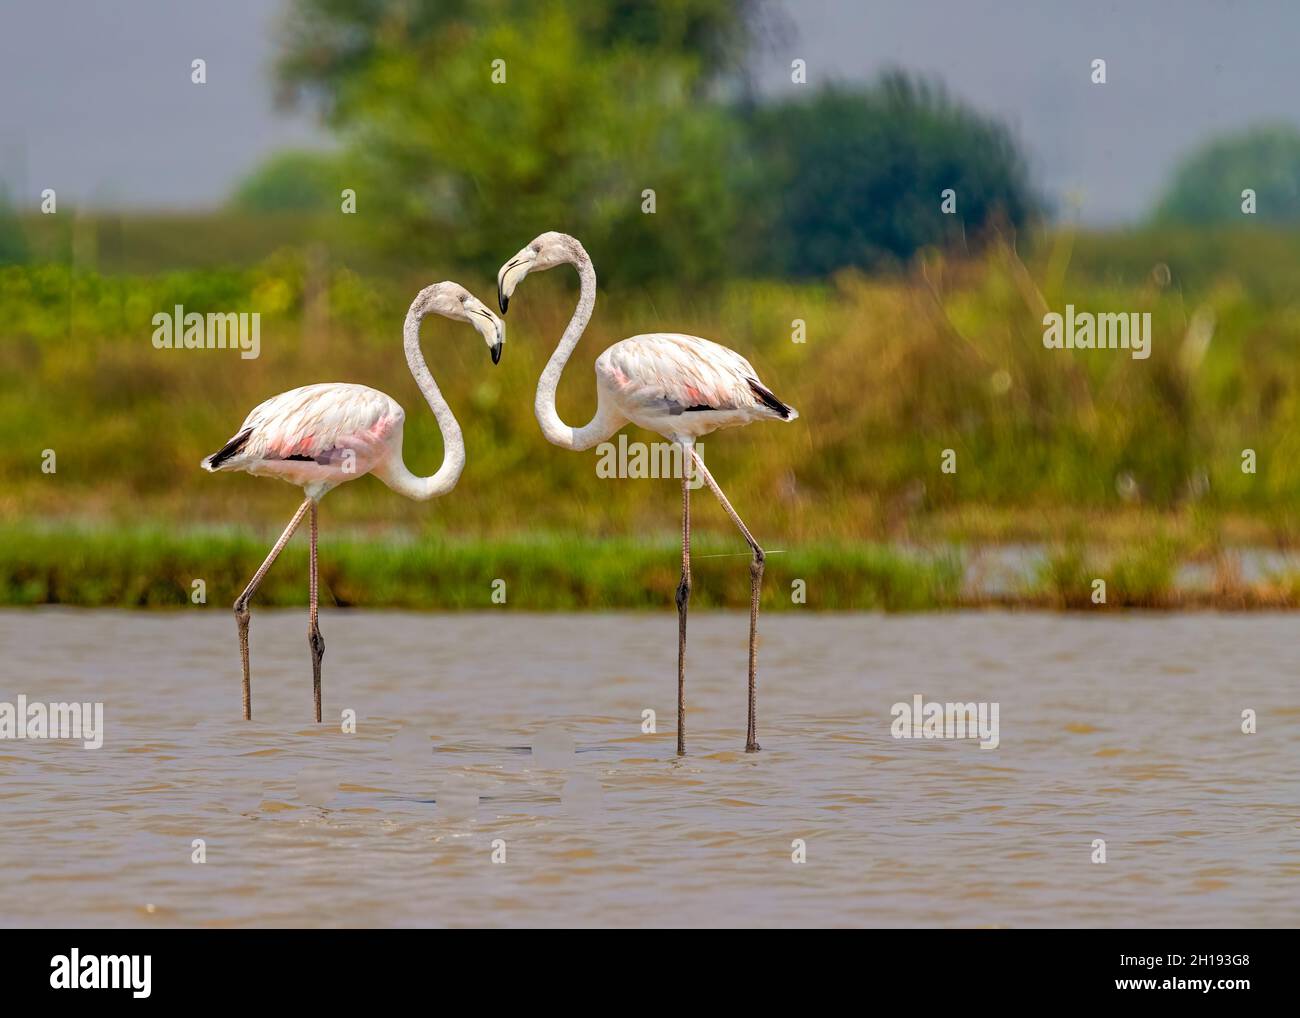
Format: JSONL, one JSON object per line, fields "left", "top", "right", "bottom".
{"left": 379, "top": 308, "right": 465, "bottom": 501}
{"left": 535, "top": 251, "right": 622, "bottom": 451}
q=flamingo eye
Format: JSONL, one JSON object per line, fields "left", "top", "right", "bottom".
{"left": 531, "top": 244, "right": 541, "bottom": 253}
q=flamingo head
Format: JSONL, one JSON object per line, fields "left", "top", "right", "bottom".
{"left": 496, "top": 232, "right": 584, "bottom": 314}
{"left": 418, "top": 282, "right": 504, "bottom": 364}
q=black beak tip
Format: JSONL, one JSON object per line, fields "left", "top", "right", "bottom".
{"left": 491, "top": 343, "right": 502, "bottom": 365}
{"left": 497, "top": 291, "right": 509, "bottom": 315}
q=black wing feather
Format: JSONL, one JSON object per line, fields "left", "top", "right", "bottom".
{"left": 747, "top": 378, "right": 793, "bottom": 419}
{"left": 203, "top": 427, "right": 252, "bottom": 470}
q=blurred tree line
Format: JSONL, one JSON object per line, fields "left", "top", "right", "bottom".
{"left": 237, "top": 0, "right": 1037, "bottom": 283}
{"left": 1153, "top": 124, "right": 1300, "bottom": 226}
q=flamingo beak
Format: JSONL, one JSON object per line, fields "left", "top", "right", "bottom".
{"left": 467, "top": 301, "right": 504, "bottom": 365}
{"left": 497, "top": 248, "right": 534, "bottom": 315}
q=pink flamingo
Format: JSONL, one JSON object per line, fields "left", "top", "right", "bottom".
{"left": 202, "top": 282, "right": 503, "bottom": 722}
{"left": 497, "top": 232, "right": 798, "bottom": 754}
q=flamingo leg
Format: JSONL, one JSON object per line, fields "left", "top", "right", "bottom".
{"left": 690, "top": 449, "right": 764, "bottom": 753}
{"left": 234, "top": 498, "right": 313, "bottom": 720}
{"left": 675, "top": 461, "right": 692, "bottom": 756}
{"left": 308, "top": 502, "right": 324, "bottom": 723}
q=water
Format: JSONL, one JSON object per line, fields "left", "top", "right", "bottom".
{"left": 1, "top": 609, "right": 1296, "bottom": 928}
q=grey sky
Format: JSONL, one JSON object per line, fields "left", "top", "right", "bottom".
{"left": 0, "top": 0, "right": 322, "bottom": 209}
{"left": 1, "top": 0, "right": 1295, "bottom": 222}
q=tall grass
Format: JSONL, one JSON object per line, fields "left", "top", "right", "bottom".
{"left": 5, "top": 224, "right": 1300, "bottom": 538}
{"left": 4, "top": 219, "right": 1300, "bottom": 607}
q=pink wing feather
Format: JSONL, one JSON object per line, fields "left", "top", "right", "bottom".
{"left": 204, "top": 383, "right": 402, "bottom": 471}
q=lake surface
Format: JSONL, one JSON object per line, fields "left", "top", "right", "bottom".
{"left": 1, "top": 609, "right": 1296, "bottom": 927}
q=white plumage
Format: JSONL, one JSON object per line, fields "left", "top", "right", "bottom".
{"left": 497, "top": 231, "right": 797, "bottom": 756}
{"left": 201, "top": 281, "right": 504, "bottom": 723}
{"left": 595, "top": 332, "right": 798, "bottom": 440}
{"left": 204, "top": 382, "right": 404, "bottom": 497}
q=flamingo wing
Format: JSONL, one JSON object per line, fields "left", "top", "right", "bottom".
{"left": 203, "top": 383, "right": 402, "bottom": 471}
{"left": 598, "top": 333, "right": 796, "bottom": 421}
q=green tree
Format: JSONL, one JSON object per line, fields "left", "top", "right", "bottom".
{"left": 737, "top": 74, "right": 1038, "bottom": 276}
{"left": 274, "top": 0, "right": 764, "bottom": 119}
{"left": 229, "top": 150, "right": 347, "bottom": 213}
{"left": 281, "top": 3, "right": 744, "bottom": 282}
{"left": 1153, "top": 124, "right": 1300, "bottom": 225}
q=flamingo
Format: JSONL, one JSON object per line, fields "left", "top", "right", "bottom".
{"left": 201, "top": 281, "right": 504, "bottom": 722}
{"left": 496, "top": 232, "right": 798, "bottom": 755}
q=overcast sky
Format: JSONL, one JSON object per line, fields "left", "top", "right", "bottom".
{"left": 1, "top": 0, "right": 1295, "bottom": 223}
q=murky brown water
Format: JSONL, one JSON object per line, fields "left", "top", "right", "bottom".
{"left": 1, "top": 609, "right": 1296, "bottom": 927}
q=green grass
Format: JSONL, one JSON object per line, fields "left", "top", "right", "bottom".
{"left": 1031, "top": 540, "right": 1181, "bottom": 609}
{"left": 6, "top": 524, "right": 1300, "bottom": 611}
{"left": 0, "top": 526, "right": 965, "bottom": 611}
